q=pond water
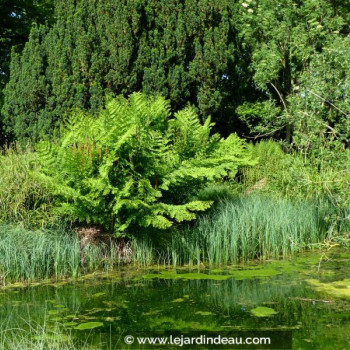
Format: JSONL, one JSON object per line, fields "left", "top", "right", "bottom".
{"left": 1, "top": 249, "right": 350, "bottom": 349}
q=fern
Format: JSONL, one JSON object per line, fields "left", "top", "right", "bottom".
{"left": 37, "top": 93, "right": 254, "bottom": 235}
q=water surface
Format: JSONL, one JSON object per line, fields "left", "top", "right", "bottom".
{"left": 1, "top": 249, "right": 350, "bottom": 349}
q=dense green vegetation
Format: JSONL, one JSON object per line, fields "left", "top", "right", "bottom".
{"left": 2, "top": 0, "right": 349, "bottom": 144}
{"left": 0, "top": 0, "right": 54, "bottom": 143}
{"left": 36, "top": 93, "right": 253, "bottom": 234}
{"left": 171, "top": 196, "right": 332, "bottom": 265}
{"left": 0, "top": 0, "right": 349, "bottom": 283}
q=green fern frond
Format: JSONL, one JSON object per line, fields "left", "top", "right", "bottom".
{"left": 37, "top": 93, "right": 253, "bottom": 235}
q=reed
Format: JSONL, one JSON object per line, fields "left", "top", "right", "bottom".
{"left": 171, "top": 196, "right": 332, "bottom": 266}
{"left": 0, "top": 224, "right": 127, "bottom": 284}
{"left": 130, "top": 239, "right": 155, "bottom": 267}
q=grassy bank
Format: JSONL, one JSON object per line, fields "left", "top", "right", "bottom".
{"left": 0, "top": 225, "right": 129, "bottom": 284}
{"left": 0, "top": 194, "right": 343, "bottom": 284}
{"left": 1, "top": 140, "right": 350, "bottom": 283}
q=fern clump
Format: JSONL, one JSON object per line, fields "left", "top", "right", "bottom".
{"left": 37, "top": 93, "right": 254, "bottom": 235}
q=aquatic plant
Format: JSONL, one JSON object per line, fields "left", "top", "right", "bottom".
{"left": 250, "top": 306, "right": 278, "bottom": 317}
{"left": 0, "top": 224, "right": 128, "bottom": 284}
{"left": 170, "top": 195, "right": 332, "bottom": 265}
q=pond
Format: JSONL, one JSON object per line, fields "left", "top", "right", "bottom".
{"left": 1, "top": 249, "right": 350, "bottom": 349}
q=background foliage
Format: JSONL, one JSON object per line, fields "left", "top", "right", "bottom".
{"left": 0, "top": 146, "right": 54, "bottom": 227}
{"left": 2, "top": 0, "right": 244, "bottom": 142}
{"left": 0, "top": 0, "right": 54, "bottom": 144}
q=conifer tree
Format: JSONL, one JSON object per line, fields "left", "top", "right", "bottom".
{"left": 0, "top": 0, "right": 54, "bottom": 144}
{"left": 3, "top": 0, "right": 240, "bottom": 142}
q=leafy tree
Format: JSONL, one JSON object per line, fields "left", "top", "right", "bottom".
{"left": 2, "top": 26, "right": 49, "bottom": 141}
{"left": 288, "top": 36, "right": 350, "bottom": 156}
{"left": 3, "top": 0, "right": 243, "bottom": 143}
{"left": 36, "top": 93, "right": 254, "bottom": 235}
{"left": 236, "top": 0, "right": 349, "bottom": 145}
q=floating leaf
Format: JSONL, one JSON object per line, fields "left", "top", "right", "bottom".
{"left": 172, "top": 298, "right": 184, "bottom": 303}
{"left": 50, "top": 317, "right": 62, "bottom": 322}
{"left": 65, "top": 314, "right": 77, "bottom": 319}
{"left": 48, "top": 310, "right": 60, "bottom": 315}
{"left": 87, "top": 308, "right": 105, "bottom": 315}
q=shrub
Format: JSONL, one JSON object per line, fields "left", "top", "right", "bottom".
{"left": 37, "top": 93, "right": 254, "bottom": 235}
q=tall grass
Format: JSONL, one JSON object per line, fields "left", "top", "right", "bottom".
{"left": 124, "top": 194, "right": 339, "bottom": 267}
{"left": 170, "top": 196, "right": 333, "bottom": 266}
{"left": 241, "top": 139, "right": 350, "bottom": 204}
{"left": 130, "top": 239, "right": 155, "bottom": 267}
{"left": 0, "top": 146, "right": 55, "bottom": 228}
{"left": 0, "top": 225, "right": 128, "bottom": 284}
{"left": 0, "top": 194, "right": 344, "bottom": 281}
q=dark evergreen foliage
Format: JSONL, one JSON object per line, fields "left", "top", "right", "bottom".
{"left": 0, "top": 0, "right": 54, "bottom": 144}
{"left": 2, "top": 0, "right": 349, "bottom": 147}
{"left": 3, "top": 0, "right": 243, "bottom": 142}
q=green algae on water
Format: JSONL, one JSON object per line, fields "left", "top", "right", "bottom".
{"left": 250, "top": 306, "right": 278, "bottom": 317}
{"left": 92, "top": 292, "right": 106, "bottom": 298}
{"left": 172, "top": 298, "right": 185, "bottom": 303}
{"left": 306, "top": 279, "right": 350, "bottom": 299}
{"left": 143, "top": 271, "right": 233, "bottom": 280}
{"left": 229, "top": 267, "right": 281, "bottom": 280}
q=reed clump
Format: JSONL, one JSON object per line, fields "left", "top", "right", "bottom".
{"left": 170, "top": 196, "right": 333, "bottom": 266}
{"left": 0, "top": 224, "right": 128, "bottom": 284}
